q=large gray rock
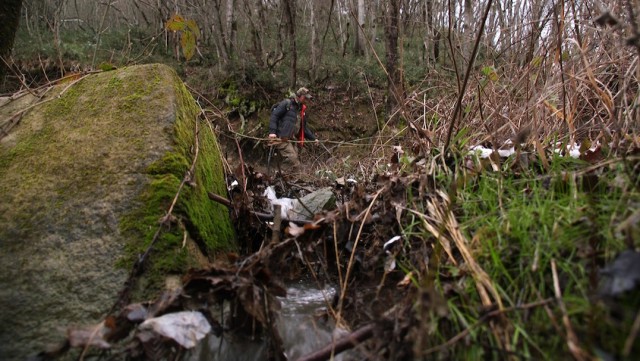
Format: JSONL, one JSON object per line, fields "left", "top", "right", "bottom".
{"left": 292, "top": 187, "right": 336, "bottom": 220}
{"left": 0, "top": 64, "right": 234, "bottom": 359}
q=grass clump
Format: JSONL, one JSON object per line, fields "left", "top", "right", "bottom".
{"left": 410, "top": 153, "right": 639, "bottom": 359}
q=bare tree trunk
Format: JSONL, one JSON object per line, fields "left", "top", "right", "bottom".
{"left": 0, "top": 0, "right": 23, "bottom": 83}
{"left": 353, "top": 0, "right": 365, "bottom": 56}
{"left": 212, "top": 0, "right": 230, "bottom": 63}
{"left": 225, "top": 0, "right": 237, "bottom": 58}
{"left": 463, "top": 0, "right": 473, "bottom": 61}
{"left": 91, "top": 1, "right": 112, "bottom": 68}
{"left": 368, "top": 0, "right": 378, "bottom": 51}
{"left": 49, "top": 0, "right": 66, "bottom": 76}
{"left": 310, "top": 0, "right": 320, "bottom": 80}
{"left": 569, "top": 0, "right": 583, "bottom": 48}
{"left": 313, "top": 0, "right": 336, "bottom": 82}
{"left": 242, "top": 0, "right": 265, "bottom": 66}
{"left": 511, "top": 0, "right": 524, "bottom": 62}
{"left": 423, "top": 0, "right": 434, "bottom": 65}
{"left": 336, "top": 0, "right": 349, "bottom": 57}
{"left": 283, "top": 0, "right": 297, "bottom": 88}
{"left": 384, "top": 0, "right": 404, "bottom": 116}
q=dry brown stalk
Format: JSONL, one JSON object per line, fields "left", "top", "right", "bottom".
{"left": 336, "top": 188, "right": 385, "bottom": 327}
{"left": 407, "top": 190, "right": 511, "bottom": 354}
{"left": 443, "top": 0, "right": 494, "bottom": 152}
{"left": 623, "top": 308, "right": 640, "bottom": 357}
{"left": 551, "top": 259, "right": 592, "bottom": 361}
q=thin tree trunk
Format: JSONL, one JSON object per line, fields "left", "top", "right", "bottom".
{"left": 336, "top": 0, "right": 349, "bottom": 57}
{"left": 225, "top": 0, "right": 237, "bottom": 58}
{"left": 50, "top": 0, "right": 65, "bottom": 76}
{"left": 0, "top": 0, "right": 23, "bottom": 82}
{"left": 463, "top": 0, "right": 473, "bottom": 61}
{"left": 523, "top": 0, "right": 547, "bottom": 67}
{"left": 315, "top": 0, "right": 336, "bottom": 81}
{"left": 497, "top": 0, "right": 509, "bottom": 52}
{"left": 310, "top": 0, "right": 320, "bottom": 80}
{"left": 569, "top": 0, "right": 583, "bottom": 47}
{"left": 424, "top": 0, "right": 434, "bottom": 65}
{"left": 212, "top": 0, "right": 230, "bottom": 63}
{"left": 353, "top": 0, "right": 365, "bottom": 56}
{"left": 368, "top": 0, "right": 378, "bottom": 51}
{"left": 384, "top": 0, "right": 404, "bottom": 116}
{"left": 283, "top": 0, "right": 297, "bottom": 88}
{"left": 243, "top": 0, "right": 265, "bottom": 66}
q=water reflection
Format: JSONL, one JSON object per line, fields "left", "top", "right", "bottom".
{"left": 187, "top": 283, "right": 354, "bottom": 361}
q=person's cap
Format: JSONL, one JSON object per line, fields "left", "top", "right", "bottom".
{"left": 296, "top": 87, "right": 313, "bottom": 99}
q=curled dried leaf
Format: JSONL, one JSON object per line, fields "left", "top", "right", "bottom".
{"left": 286, "top": 223, "right": 305, "bottom": 237}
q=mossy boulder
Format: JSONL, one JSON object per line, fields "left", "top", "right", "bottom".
{"left": 0, "top": 64, "right": 235, "bottom": 359}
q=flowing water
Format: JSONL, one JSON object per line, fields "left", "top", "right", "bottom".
{"left": 187, "top": 282, "right": 355, "bottom": 361}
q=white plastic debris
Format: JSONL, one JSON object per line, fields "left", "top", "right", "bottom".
{"left": 264, "top": 185, "right": 277, "bottom": 202}
{"left": 568, "top": 146, "right": 581, "bottom": 158}
{"left": 264, "top": 186, "right": 298, "bottom": 219}
{"left": 553, "top": 142, "right": 582, "bottom": 158}
{"left": 383, "top": 235, "right": 402, "bottom": 253}
{"left": 470, "top": 145, "right": 493, "bottom": 158}
{"left": 497, "top": 147, "right": 516, "bottom": 157}
{"left": 139, "top": 311, "right": 211, "bottom": 349}
{"left": 469, "top": 145, "right": 516, "bottom": 158}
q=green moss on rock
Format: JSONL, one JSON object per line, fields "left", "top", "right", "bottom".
{"left": 120, "top": 70, "right": 237, "bottom": 288}
{"left": 0, "top": 63, "right": 234, "bottom": 358}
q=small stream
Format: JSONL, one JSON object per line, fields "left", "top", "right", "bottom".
{"left": 187, "top": 283, "right": 355, "bottom": 361}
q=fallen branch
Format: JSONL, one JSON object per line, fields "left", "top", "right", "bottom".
{"left": 295, "top": 323, "right": 376, "bottom": 361}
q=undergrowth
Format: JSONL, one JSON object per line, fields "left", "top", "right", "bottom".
{"left": 402, "top": 152, "right": 639, "bottom": 360}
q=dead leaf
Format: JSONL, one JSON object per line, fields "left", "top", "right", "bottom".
{"left": 580, "top": 146, "right": 603, "bottom": 164}
{"left": 286, "top": 223, "right": 305, "bottom": 237}
{"left": 397, "top": 271, "right": 414, "bottom": 288}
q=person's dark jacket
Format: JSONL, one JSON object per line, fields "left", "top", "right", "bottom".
{"left": 269, "top": 98, "right": 316, "bottom": 141}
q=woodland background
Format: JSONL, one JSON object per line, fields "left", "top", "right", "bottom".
{"left": 2, "top": 0, "right": 637, "bottom": 148}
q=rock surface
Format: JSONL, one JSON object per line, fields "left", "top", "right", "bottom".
{"left": 265, "top": 186, "right": 336, "bottom": 220}
{"left": 0, "top": 64, "right": 233, "bottom": 359}
{"left": 292, "top": 187, "right": 336, "bottom": 220}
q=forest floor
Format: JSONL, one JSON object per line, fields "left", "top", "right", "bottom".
{"left": 185, "top": 73, "right": 640, "bottom": 361}
{"left": 4, "top": 58, "right": 640, "bottom": 360}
